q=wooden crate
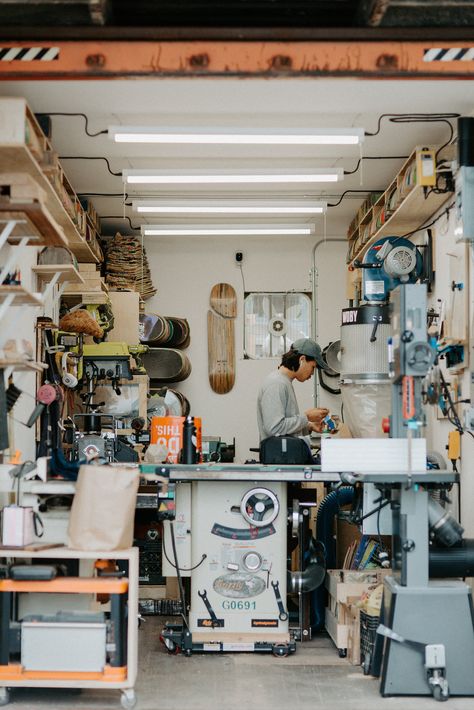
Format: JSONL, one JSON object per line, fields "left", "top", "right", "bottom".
{"left": 324, "top": 569, "right": 390, "bottom": 655}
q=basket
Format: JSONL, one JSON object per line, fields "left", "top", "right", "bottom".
{"left": 360, "top": 610, "right": 380, "bottom": 675}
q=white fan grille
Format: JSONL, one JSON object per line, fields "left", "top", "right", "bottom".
{"left": 244, "top": 292, "right": 311, "bottom": 358}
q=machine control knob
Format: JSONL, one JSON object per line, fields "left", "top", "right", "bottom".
{"left": 402, "top": 539, "right": 416, "bottom": 552}
{"left": 381, "top": 417, "right": 390, "bottom": 434}
{"left": 242, "top": 552, "right": 263, "bottom": 571}
{"left": 401, "top": 330, "right": 414, "bottom": 343}
{"left": 240, "top": 488, "right": 280, "bottom": 528}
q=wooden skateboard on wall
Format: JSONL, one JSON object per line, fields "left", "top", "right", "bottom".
{"left": 208, "top": 283, "right": 236, "bottom": 394}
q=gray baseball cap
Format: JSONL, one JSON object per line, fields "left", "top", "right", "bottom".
{"left": 291, "top": 338, "right": 330, "bottom": 371}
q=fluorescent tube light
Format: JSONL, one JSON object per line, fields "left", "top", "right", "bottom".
{"left": 123, "top": 169, "right": 343, "bottom": 185}
{"left": 132, "top": 200, "right": 327, "bottom": 215}
{"left": 141, "top": 224, "right": 315, "bottom": 236}
{"left": 110, "top": 126, "right": 365, "bottom": 145}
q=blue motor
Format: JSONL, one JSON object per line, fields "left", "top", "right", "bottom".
{"left": 361, "top": 237, "right": 423, "bottom": 302}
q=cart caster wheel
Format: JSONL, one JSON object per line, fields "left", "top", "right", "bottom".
{"left": 160, "top": 635, "right": 180, "bottom": 654}
{"left": 0, "top": 688, "right": 10, "bottom": 707}
{"left": 272, "top": 644, "right": 289, "bottom": 658}
{"left": 338, "top": 648, "right": 347, "bottom": 658}
{"left": 432, "top": 686, "right": 449, "bottom": 702}
{"left": 363, "top": 653, "right": 371, "bottom": 675}
{"left": 120, "top": 689, "right": 137, "bottom": 709}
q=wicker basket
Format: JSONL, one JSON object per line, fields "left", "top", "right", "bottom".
{"left": 360, "top": 610, "right": 379, "bottom": 675}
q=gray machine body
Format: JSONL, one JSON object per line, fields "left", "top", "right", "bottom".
{"left": 189, "top": 481, "right": 288, "bottom": 641}
{"left": 21, "top": 613, "right": 106, "bottom": 672}
{"left": 340, "top": 305, "right": 390, "bottom": 382}
{"left": 455, "top": 166, "right": 474, "bottom": 243}
{"left": 373, "top": 285, "right": 474, "bottom": 699}
{"left": 390, "top": 283, "right": 432, "bottom": 382}
{"left": 380, "top": 576, "right": 474, "bottom": 696}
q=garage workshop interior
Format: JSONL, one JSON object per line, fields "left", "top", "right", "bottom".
{"left": 1, "top": 33, "right": 474, "bottom": 710}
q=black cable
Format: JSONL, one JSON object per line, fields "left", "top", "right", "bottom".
{"left": 327, "top": 189, "right": 384, "bottom": 208}
{"left": 35, "top": 112, "right": 107, "bottom": 138}
{"left": 389, "top": 202, "right": 455, "bottom": 245}
{"left": 163, "top": 526, "right": 207, "bottom": 572}
{"left": 365, "top": 113, "right": 460, "bottom": 138}
{"left": 318, "top": 368, "right": 341, "bottom": 395}
{"left": 168, "top": 522, "right": 190, "bottom": 632}
{"left": 344, "top": 155, "right": 409, "bottom": 176}
{"left": 353, "top": 499, "right": 390, "bottom": 525}
{"left": 59, "top": 156, "right": 122, "bottom": 177}
{"left": 100, "top": 216, "right": 141, "bottom": 231}
{"left": 376, "top": 505, "right": 384, "bottom": 551}
{"left": 238, "top": 263, "right": 252, "bottom": 360}
{"left": 439, "top": 368, "right": 464, "bottom": 434}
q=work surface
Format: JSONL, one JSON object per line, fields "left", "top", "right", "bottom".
{"left": 5, "top": 618, "right": 473, "bottom": 710}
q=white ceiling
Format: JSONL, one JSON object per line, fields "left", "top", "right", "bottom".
{"left": 0, "top": 78, "right": 472, "bottom": 239}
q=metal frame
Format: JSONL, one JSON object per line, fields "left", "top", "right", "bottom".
{"left": 0, "top": 40, "right": 473, "bottom": 79}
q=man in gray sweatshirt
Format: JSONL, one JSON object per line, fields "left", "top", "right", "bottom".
{"left": 257, "top": 338, "right": 330, "bottom": 442}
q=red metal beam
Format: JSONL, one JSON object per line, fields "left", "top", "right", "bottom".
{"left": 0, "top": 40, "right": 473, "bottom": 79}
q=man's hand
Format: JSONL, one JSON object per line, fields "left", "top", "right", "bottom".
{"left": 305, "top": 407, "right": 329, "bottom": 433}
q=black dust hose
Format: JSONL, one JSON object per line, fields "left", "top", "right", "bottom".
{"left": 312, "top": 486, "right": 355, "bottom": 630}
{"left": 430, "top": 539, "right": 474, "bottom": 578}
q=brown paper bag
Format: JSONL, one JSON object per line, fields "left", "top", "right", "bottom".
{"left": 68, "top": 465, "right": 139, "bottom": 550}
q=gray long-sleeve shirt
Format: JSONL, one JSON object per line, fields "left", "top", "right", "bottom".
{"left": 257, "top": 369, "right": 309, "bottom": 441}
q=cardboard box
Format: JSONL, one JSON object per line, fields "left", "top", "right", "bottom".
{"left": 108, "top": 291, "right": 140, "bottom": 344}
{"left": 324, "top": 569, "right": 390, "bottom": 655}
{"left": 150, "top": 416, "right": 202, "bottom": 463}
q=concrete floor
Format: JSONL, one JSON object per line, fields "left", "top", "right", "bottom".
{"left": 3, "top": 618, "right": 474, "bottom": 710}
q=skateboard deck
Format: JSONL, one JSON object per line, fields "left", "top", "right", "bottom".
{"left": 208, "top": 282, "right": 236, "bottom": 394}
{"left": 140, "top": 314, "right": 190, "bottom": 348}
{"left": 142, "top": 347, "right": 192, "bottom": 383}
{"left": 210, "top": 283, "right": 237, "bottom": 318}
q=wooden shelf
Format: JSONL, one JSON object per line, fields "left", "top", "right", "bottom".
{"left": 0, "top": 357, "right": 47, "bottom": 372}
{"left": 0, "top": 284, "right": 42, "bottom": 306}
{"left": 0, "top": 198, "right": 69, "bottom": 249}
{"left": 32, "top": 264, "right": 86, "bottom": 285}
{"left": 347, "top": 146, "right": 453, "bottom": 265}
{"left": 0, "top": 146, "right": 101, "bottom": 263}
{"left": 348, "top": 186, "right": 451, "bottom": 264}
{"left": 0, "top": 99, "right": 102, "bottom": 263}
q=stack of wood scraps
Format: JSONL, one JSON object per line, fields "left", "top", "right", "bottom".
{"left": 104, "top": 232, "right": 156, "bottom": 300}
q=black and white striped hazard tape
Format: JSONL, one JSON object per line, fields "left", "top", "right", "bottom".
{"left": 424, "top": 48, "right": 474, "bottom": 62}
{"left": 0, "top": 47, "right": 59, "bottom": 61}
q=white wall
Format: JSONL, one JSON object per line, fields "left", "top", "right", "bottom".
{"left": 420, "top": 205, "right": 474, "bottom": 535}
{"left": 144, "top": 236, "right": 347, "bottom": 463}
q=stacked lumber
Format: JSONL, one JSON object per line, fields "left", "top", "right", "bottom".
{"left": 104, "top": 232, "right": 156, "bottom": 300}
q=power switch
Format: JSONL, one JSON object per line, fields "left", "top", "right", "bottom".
{"left": 448, "top": 430, "right": 461, "bottom": 461}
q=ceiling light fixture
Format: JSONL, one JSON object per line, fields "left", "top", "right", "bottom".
{"left": 132, "top": 200, "right": 327, "bottom": 215}
{"left": 123, "top": 169, "right": 343, "bottom": 185}
{"left": 141, "top": 224, "right": 315, "bottom": 236}
{"left": 109, "top": 126, "right": 365, "bottom": 145}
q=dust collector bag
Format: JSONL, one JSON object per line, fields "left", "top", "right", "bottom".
{"left": 68, "top": 465, "right": 139, "bottom": 550}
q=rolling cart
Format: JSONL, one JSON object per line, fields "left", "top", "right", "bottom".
{"left": 0, "top": 546, "right": 138, "bottom": 709}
